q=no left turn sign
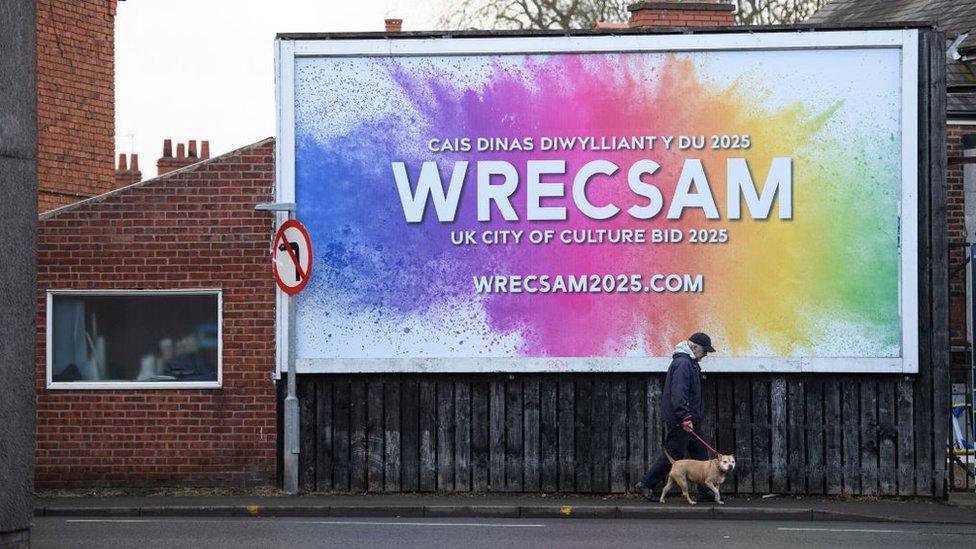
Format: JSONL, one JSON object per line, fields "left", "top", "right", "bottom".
{"left": 272, "top": 219, "right": 313, "bottom": 296}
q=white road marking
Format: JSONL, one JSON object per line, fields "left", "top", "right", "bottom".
{"left": 65, "top": 519, "right": 544, "bottom": 528}
{"left": 778, "top": 527, "right": 909, "bottom": 534}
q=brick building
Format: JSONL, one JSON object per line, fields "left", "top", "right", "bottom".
{"left": 35, "top": 139, "right": 278, "bottom": 487}
{"left": 31, "top": 0, "right": 277, "bottom": 487}
{"left": 36, "top": 0, "right": 118, "bottom": 212}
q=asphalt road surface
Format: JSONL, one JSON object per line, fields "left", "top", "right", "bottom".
{"left": 32, "top": 516, "right": 976, "bottom": 548}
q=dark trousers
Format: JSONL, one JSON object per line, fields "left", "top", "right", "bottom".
{"left": 641, "top": 422, "right": 707, "bottom": 490}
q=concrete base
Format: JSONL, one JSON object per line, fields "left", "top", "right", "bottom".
{"left": 948, "top": 491, "right": 976, "bottom": 510}
{"left": 0, "top": 529, "right": 30, "bottom": 549}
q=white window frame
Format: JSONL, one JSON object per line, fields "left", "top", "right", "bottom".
{"left": 46, "top": 289, "right": 223, "bottom": 390}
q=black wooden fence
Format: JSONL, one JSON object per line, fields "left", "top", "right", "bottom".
{"left": 294, "top": 374, "right": 945, "bottom": 496}
{"left": 288, "top": 27, "right": 949, "bottom": 498}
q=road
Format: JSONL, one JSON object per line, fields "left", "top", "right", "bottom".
{"left": 31, "top": 516, "right": 976, "bottom": 548}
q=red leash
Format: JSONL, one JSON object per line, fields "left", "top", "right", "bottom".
{"left": 689, "top": 429, "right": 720, "bottom": 456}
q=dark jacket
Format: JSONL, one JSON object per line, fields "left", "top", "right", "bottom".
{"left": 660, "top": 345, "right": 703, "bottom": 425}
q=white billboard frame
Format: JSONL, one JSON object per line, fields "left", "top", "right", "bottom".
{"left": 275, "top": 29, "right": 920, "bottom": 374}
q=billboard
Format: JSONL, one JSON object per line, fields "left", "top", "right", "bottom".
{"left": 275, "top": 30, "right": 919, "bottom": 373}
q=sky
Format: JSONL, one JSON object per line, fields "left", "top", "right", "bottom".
{"left": 115, "top": 0, "right": 443, "bottom": 178}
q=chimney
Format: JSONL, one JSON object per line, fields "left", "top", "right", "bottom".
{"left": 157, "top": 138, "right": 209, "bottom": 175}
{"left": 385, "top": 18, "right": 403, "bottom": 32}
{"left": 115, "top": 152, "right": 142, "bottom": 188}
{"left": 628, "top": 1, "right": 735, "bottom": 28}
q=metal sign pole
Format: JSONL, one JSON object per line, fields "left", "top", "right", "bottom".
{"left": 283, "top": 208, "right": 299, "bottom": 496}
{"left": 257, "top": 202, "right": 300, "bottom": 495}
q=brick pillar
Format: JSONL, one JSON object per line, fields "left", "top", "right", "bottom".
{"left": 628, "top": 1, "right": 735, "bottom": 28}
{"left": 385, "top": 18, "right": 402, "bottom": 32}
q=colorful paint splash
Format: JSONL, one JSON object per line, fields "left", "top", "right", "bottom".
{"left": 294, "top": 48, "right": 902, "bottom": 360}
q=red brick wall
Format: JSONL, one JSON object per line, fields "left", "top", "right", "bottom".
{"left": 36, "top": 0, "right": 117, "bottom": 213}
{"left": 948, "top": 124, "right": 971, "bottom": 349}
{"left": 629, "top": 2, "right": 735, "bottom": 28}
{"left": 35, "top": 139, "right": 277, "bottom": 487}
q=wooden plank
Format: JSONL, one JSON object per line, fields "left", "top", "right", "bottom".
{"left": 505, "top": 381, "right": 524, "bottom": 492}
{"left": 878, "top": 381, "right": 897, "bottom": 496}
{"left": 350, "top": 381, "right": 367, "bottom": 492}
{"left": 454, "top": 382, "right": 471, "bottom": 492}
{"left": 558, "top": 379, "right": 575, "bottom": 492}
{"left": 470, "top": 382, "right": 490, "bottom": 492}
{"left": 367, "top": 382, "right": 384, "bottom": 492}
{"left": 436, "top": 381, "right": 454, "bottom": 491}
{"left": 896, "top": 379, "right": 915, "bottom": 496}
{"left": 575, "top": 376, "right": 593, "bottom": 492}
{"left": 610, "top": 379, "right": 628, "bottom": 493}
{"left": 770, "top": 377, "right": 788, "bottom": 493}
{"left": 383, "top": 382, "right": 401, "bottom": 492}
{"left": 914, "top": 29, "right": 934, "bottom": 499}
{"left": 627, "top": 379, "right": 645, "bottom": 492}
{"left": 700, "top": 375, "right": 717, "bottom": 451}
{"left": 787, "top": 379, "right": 805, "bottom": 494}
{"left": 805, "top": 380, "right": 825, "bottom": 495}
{"left": 824, "top": 380, "right": 843, "bottom": 495}
{"left": 315, "top": 381, "right": 333, "bottom": 492}
{"left": 645, "top": 378, "right": 662, "bottom": 471}
{"left": 419, "top": 381, "right": 437, "bottom": 492}
{"left": 733, "top": 377, "right": 753, "bottom": 494}
{"left": 333, "top": 381, "right": 351, "bottom": 492}
{"left": 751, "top": 380, "right": 770, "bottom": 494}
{"left": 489, "top": 381, "right": 506, "bottom": 491}
{"left": 523, "top": 379, "right": 541, "bottom": 492}
{"left": 540, "top": 379, "right": 558, "bottom": 492}
{"left": 299, "top": 380, "right": 316, "bottom": 492}
{"left": 716, "top": 378, "right": 734, "bottom": 456}
{"left": 400, "top": 381, "right": 420, "bottom": 492}
{"left": 591, "top": 378, "right": 611, "bottom": 493}
{"left": 859, "top": 381, "right": 879, "bottom": 496}
{"left": 928, "top": 29, "right": 949, "bottom": 500}
{"left": 914, "top": 368, "right": 933, "bottom": 497}
{"left": 841, "top": 381, "right": 860, "bottom": 495}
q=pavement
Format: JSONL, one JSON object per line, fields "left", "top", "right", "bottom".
{"left": 32, "top": 493, "right": 976, "bottom": 525}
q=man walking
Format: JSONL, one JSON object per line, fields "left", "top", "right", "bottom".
{"left": 639, "top": 332, "right": 716, "bottom": 501}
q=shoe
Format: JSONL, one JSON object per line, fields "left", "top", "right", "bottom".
{"left": 635, "top": 482, "right": 661, "bottom": 502}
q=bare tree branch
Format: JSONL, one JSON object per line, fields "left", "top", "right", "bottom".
{"left": 736, "top": 0, "right": 829, "bottom": 25}
{"left": 437, "top": 0, "right": 830, "bottom": 31}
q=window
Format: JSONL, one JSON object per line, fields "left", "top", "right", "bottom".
{"left": 47, "top": 290, "right": 222, "bottom": 389}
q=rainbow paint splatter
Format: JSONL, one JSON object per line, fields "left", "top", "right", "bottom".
{"left": 293, "top": 48, "right": 903, "bottom": 361}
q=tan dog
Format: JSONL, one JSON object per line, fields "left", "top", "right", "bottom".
{"left": 660, "top": 450, "right": 736, "bottom": 505}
